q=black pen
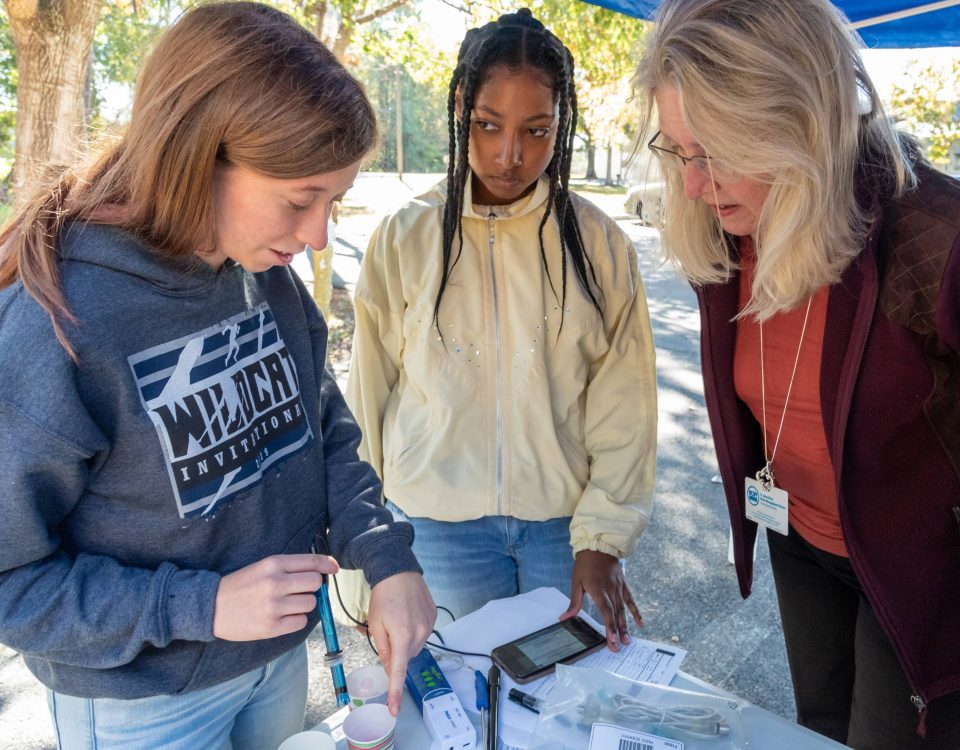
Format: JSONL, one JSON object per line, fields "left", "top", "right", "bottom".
{"left": 487, "top": 664, "right": 500, "bottom": 750}
{"left": 507, "top": 687, "right": 542, "bottom": 714}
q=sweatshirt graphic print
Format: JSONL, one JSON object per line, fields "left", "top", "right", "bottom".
{"left": 129, "top": 302, "right": 313, "bottom": 518}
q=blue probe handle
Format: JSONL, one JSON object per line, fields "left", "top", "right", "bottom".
{"left": 475, "top": 670, "right": 490, "bottom": 710}
{"left": 317, "top": 577, "right": 350, "bottom": 706}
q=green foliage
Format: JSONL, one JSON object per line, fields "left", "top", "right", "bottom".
{"left": 889, "top": 60, "right": 960, "bottom": 167}
{"left": 2, "top": 0, "right": 644, "bottom": 180}
{"left": 353, "top": 8, "right": 453, "bottom": 172}
{"left": 524, "top": 1, "right": 646, "bottom": 91}
{"left": 268, "top": 0, "right": 315, "bottom": 34}
{"left": 1, "top": 0, "right": 186, "bottom": 183}
{"left": 0, "top": 5, "right": 16, "bottom": 175}
{"left": 0, "top": 6, "right": 15, "bottom": 101}
{"left": 363, "top": 62, "right": 449, "bottom": 172}
{"left": 90, "top": 0, "right": 186, "bottom": 121}
{"left": 360, "top": 21, "right": 451, "bottom": 87}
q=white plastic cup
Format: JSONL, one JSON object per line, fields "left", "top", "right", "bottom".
{"left": 342, "top": 702, "right": 396, "bottom": 750}
{"left": 346, "top": 664, "right": 389, "bottom": 709}
{"left": 277, "top": 731, "right": 337, "bottom": 750}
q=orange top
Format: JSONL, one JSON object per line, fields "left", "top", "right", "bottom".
{"left": 733, "top": 238, "right": 847, "bottom": 557}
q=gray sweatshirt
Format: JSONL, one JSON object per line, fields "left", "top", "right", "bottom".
{"left": 0, "top": 222, "right": 420, "bottom": 698}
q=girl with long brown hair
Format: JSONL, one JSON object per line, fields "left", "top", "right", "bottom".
{"left": 0, "top": 4, "right": 434, "bottom": 747}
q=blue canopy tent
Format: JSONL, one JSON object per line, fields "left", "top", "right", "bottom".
{"left": 581, "top": 0, "right": 960, "bottom": 47}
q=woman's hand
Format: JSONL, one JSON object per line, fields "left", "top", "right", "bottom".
{"left": 561, "top": 549, "right": 644, "bottom": 652}
{"left": 367, "top": 572, "right": 437, "bottom": 716}
{"left": 213, "top": 554, "right": 338, "bottom": 641}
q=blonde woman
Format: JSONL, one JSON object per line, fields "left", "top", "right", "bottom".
{"left": 0, "top": 4, "right": 434, "bottom": 747}
{"left": 633, "top": 0, "right": 960, "bottom": 747}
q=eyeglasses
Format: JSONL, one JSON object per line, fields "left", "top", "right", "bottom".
{"left": 647, "top": 131, "right": 736, "bottom": 182}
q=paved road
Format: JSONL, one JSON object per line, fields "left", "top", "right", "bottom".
{"left": 0, "top": 176, "right": 795, "bottom": 749}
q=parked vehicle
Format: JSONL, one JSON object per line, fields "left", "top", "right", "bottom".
{"left": 624, "top": 181, "right": 664, "bottom": 227}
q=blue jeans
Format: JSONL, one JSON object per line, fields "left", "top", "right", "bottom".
{"left": 386, "top": 501, "right": 576, "bottom": 619}
{"left": 47, "top": 642, "right": 308, "bottom": 750}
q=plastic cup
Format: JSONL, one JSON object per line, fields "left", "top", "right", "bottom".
{"left": 277, "top": 731, "right": 337, "bottom": 750}
{"left": 342, "top": 703, "right": 396, "bottom": 750}
{"left": 346, "top": 664, "right": 389, "bottom": 709}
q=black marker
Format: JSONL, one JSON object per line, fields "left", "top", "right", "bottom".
{"left": 508, "top": 687, "right": 543, "bottom": 714}
{"left": 487, "top": 664, "right": 500, "bottom": 750}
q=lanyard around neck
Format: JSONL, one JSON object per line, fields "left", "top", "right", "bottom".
{"left": 757, "top": 297, "right": 813, "bottom": 490}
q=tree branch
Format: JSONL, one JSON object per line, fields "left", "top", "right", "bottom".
{"left": 353, "top": 0, "right": 408, "bottom": 25}
{"left": 436, "top": 0, "right": 470, "bottom": 14}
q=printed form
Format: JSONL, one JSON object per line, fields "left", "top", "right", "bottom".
{"left": 528, "top": 636, "right": 686, "bottom": 702}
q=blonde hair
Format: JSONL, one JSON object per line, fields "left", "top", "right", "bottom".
{"left": 633, "top": 0, "right": 916, "bottom": 319}
{"left": 0, "top": 1, "right": 377, "bottom": 355}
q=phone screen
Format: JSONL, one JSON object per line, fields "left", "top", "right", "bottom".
{"left": 491, "top": 617, "right": 606, "bottom": 683}
{"left": 515, "top": 626, "right": 585, "bottom": 667}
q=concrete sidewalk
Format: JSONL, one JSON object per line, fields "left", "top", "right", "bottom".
{"left": 0, "top": 175, "right": 794, "bottom": 749}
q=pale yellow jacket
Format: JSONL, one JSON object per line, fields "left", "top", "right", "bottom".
{"left": 346, "top": 176, "right": 657, "bottom": 559}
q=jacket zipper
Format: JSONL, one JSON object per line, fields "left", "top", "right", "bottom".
{"left": 911, "top": 694, "right": 928, "bottom": 737}
{"left": 911, "top": 508, "right": 960, "bottom": 735}
{"left": 831, "top": 224, "right": 932, "bottom": 737}
{"left": 487, "top": 212, "right": 503, "bottom": 513}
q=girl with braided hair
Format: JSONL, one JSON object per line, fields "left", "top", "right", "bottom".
{"left": 346, "top": 8, "right": 657, "bottom": 651}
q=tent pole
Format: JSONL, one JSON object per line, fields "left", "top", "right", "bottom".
{"left": 849, "top": 0, "right": 960, "bottom": 28}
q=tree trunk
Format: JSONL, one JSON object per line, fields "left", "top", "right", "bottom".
{"left": 332, "top": 21, "right": 354, "bottom": 62}
{"left": 314, "top": 0, "right": 327, "bottom": 40}
{"left": 604, "top": 143, "right": 613, "bottom": 186}
{"left": 585, "top": 144, "right": 597, "bottom": 180}
{"left": 83, "top": 49, "right": 94, "bottom": 123}
{"left": 311, "top": 202, "right": 338, "bottom": 318}
{"left": 395, "top": 67, "right": 403, "bottom": 180}
{"left": 5, "top": 0, "right": 103, "bottom": 195}
{"left": 312, "top": 244, "right": 334, "bottom": 318}
{"left": 330, "top": 0, "right": 410, "bottom": 62}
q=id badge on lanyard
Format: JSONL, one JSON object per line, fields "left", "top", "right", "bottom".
{"left": 745, "top": 465, "right": 789, "bottom": 535}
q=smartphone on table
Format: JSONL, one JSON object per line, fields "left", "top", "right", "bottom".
{"left": 490, "top": 616, "right": 606, "bottom": 684}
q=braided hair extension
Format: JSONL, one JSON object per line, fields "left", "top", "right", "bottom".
{"left": 433, "top": 8, "right": 603, "bottom": 336}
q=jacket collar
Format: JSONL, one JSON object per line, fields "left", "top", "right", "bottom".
{"left": 461, "top": 171, "right": 551, "bottom": 220}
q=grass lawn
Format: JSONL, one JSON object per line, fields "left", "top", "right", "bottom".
{"left": 571, "top": 181, "right": 628, "bottom": 196}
